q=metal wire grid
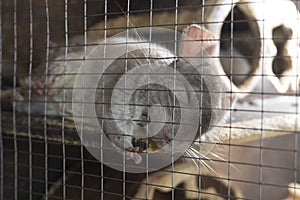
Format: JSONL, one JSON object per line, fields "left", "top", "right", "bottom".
{"left": 0, "top": 0, "right": 300, "bottom": 199}
{"left": 0, "top": 1, "right": 3, "bottom": 199}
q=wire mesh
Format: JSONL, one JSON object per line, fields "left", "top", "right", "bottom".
{"left": 1, "top": 0, "right": 300, "bottom": 199}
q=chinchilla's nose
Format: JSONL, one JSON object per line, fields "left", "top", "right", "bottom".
{"left": 133, "top": 126, "right": 147, "bottom": 138}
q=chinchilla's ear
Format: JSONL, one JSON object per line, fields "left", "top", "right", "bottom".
{"left": 179, "top": 24, "right": 217, "bottom": 60}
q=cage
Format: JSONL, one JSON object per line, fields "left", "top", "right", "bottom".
{"left": 0, "top": 0, "right": 300, "bottom": 199}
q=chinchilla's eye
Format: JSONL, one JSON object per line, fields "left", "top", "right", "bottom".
{"left": 141, "top": 112, "right": 150, "bottom": 121}
{"left": 141, "top": 112, "right": 147, "bottom": 118}
{"left": 137, "top": 112, "right": 150, "bottom": 127}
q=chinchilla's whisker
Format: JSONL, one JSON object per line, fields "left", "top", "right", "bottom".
{"left": 111, "top": 1, "right": 153, "bottom": 65}
{"left": 201, "top": 160, "right": 218, "bottom": 176}
{"left": 208, "top": 151, "right": 226, "bottom": 162}
{"left": 111, "top": 0, "right": 145, "bottom": 42}
{"left": 137, "top": 51, "right": 152, "bottom": 67}
{"left": 185, "top": 149, "right": 201, "bottom": 168}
